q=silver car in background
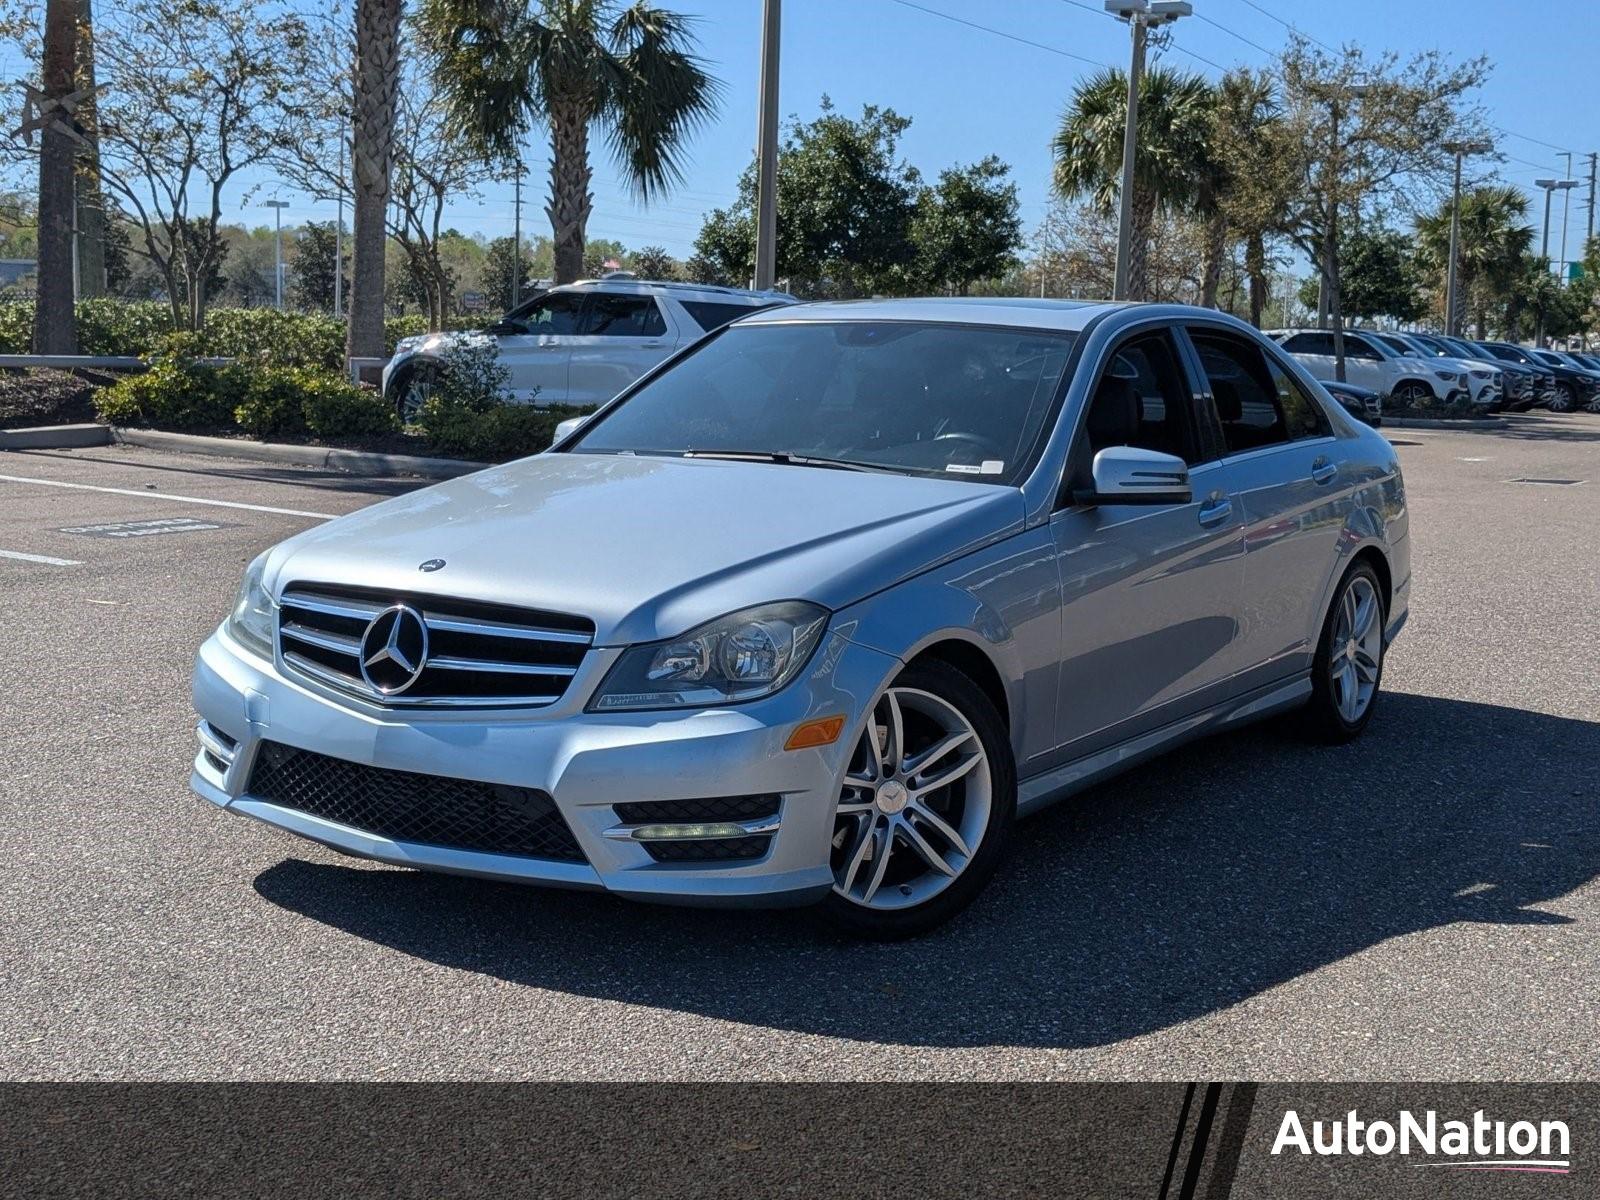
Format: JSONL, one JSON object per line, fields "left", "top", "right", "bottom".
{"left": 194, "top": 299, "right": 1409, "bottom": 938}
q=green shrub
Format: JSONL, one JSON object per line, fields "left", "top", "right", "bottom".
{"left": 421, "top": 395, "right": 594, "bottom": 461}
{"left": 202, "top": 309, "right": 345, "bottom": 369}
{"left": 76, "top": 299, "right": 175, "bottom": 355}
{"left": 93, "top": 357, "right": 242, "bottom": 430}
{"left": 300, "top": 374, "right": 398, "bottom": 439}
{"left": 233, "top": 367, "right": 311, "bottom": 438}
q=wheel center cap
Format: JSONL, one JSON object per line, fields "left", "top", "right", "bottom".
{"left": 875, "top": 780, "right": 908, "bottom": 815}
{"left": 1345, "top": 638, "right": 1359, "bottom": 660}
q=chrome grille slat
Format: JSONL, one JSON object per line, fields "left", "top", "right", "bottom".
{"left": 277, "top": 583, "right": 594, "bottom": 710}
{"left": 280, "top": 622, "right": 362, "bottom": 656}
{"left": 427, "top": 656, "right": 578, "bottom": 677}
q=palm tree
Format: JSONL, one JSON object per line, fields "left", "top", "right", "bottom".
{"left": 1208, "top": 69, "right": 1294, "bottom": 325}
{"left": 419, "top": 0, "right": 717, "bottom": 285}
{"left": 1052, "top": 65, "right": 1213, "bottom": 302}
{"left": 346, "top": 0, "right": 402, "bottom": 365}
{"left": 1416, "top": 185, "right": 1532, "bottom": 339}
{"left": 34, "top": 0, "right": 78, "bottom": 353}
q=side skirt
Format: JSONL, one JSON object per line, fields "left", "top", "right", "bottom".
{"left": 1016, "top": 673, "right": 1312, "bottom": 818}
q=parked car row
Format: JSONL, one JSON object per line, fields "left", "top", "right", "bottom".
{"left": 1269, "top": 327, "right": 1600, "bottom": 416}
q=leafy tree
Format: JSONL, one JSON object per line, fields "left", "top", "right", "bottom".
{"left": 1052, "top": 65, "right": 1214, "bottom": 302}
{"left": 1337, "top": 227, "right": 1426, "bottom": 323}
{"left": 291, "top": 221, "right": 348, "bottom": 312}
{"left": 1207, "top": 68, "right": 1297, "bottom": 324}
{"left": 482, "top": 235, "right": 534, "bottom": 310}
{"left": 1415, "top": 185, "right": 1533, "bottom": 338}
{"left": 418, "top": 0, "right": 718, "bottom": 285}
{"left": 695, "top": 99, "right": 920, "bottom": 297}
{"left": 911, "top": 155, "right": 1022, "bottom": 295}
{"left": 630, "top": 243, "right": 677, "bottom": 279}
{"left": 1276, "top": 37, "right": 1490, "bottom": 376}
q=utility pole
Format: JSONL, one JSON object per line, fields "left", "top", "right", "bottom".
{"left": 1442, "top": 139, "right": 1491, "bottom": 338}
{"left": 1559, "top": 151, "right": 1574, "bottom": 285}
{"left": 1105, "top": 1, "right": 1190, "bottom": 302}
{"left": 263, "top": 198, "right": 289, "bottom": 309}
{"left": 512, "top": 159, "right": 523, "bottom": 307}
{"left": 752, "top": 0, "right": 780, "bottom": 291}
{"left": 1586, "top": 151, "right": 1597, "bottom": 248}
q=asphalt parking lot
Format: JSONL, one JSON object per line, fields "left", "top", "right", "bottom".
{"left": 2, "top": 417, "right": 1598, "bottom": 1081}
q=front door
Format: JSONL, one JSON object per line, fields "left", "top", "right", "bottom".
{"left": 1049, "top": 328, "right": 1246, "bottom": 756}
{"left": 496, "top": 291, "right": 586, "bottom": 403}
{"left": 566, "top": 293, "right": 676, "bottom": 407}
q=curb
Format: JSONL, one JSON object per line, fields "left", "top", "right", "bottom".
{"left": 1381, "top": 416, "right": 1509, "bottom": 430}
{"left": 0, "top": 422, "right": 113, "bottom": 450}
{"left": 111, "top": 427, "right": 488, "bottom": 480}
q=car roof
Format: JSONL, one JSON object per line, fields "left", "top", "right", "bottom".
{"left": 738, "top": 296, "right": 1133, "bottom": 332}
{"left": 545, "top": 277, "right": 797, "bottom": 304}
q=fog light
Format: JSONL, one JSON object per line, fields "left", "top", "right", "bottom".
{"left": 784, "top": 714, "right": 846, "bottom": 750}
{"left": 630, "top": 822, "right": 750, "bottom": 841}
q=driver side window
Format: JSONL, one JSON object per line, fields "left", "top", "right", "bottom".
{"left": 506, "top": 293, "right": 586, "bottom": 335}
{"left": 1082, "top": 332, "right": 1199, "bottom": 464}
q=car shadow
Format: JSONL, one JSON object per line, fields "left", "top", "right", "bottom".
{"left": 1477, "top": 414, "right": 1600, "bottom": 443}
{"left": 253, "top": 692, "right": 1600, "bottom": 1049}
{"left": 18, "top": 448, "right": 427, "bottom": 498}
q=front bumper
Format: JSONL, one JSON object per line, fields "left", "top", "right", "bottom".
{"left": 191, "top": 625, "right": 899, "bottom": 906}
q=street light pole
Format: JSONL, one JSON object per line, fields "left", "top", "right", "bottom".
{"left": 752, "top": 0, "right": 781, "bottom": 291}
{"left": 1105, "top": 0, "right": 1190, "bottom": 302}
{"left": 1559, "top": 151, "right": 1574, "bottom": 285}
{"left": 512, "top": 159, "right": 523, "bottom": 307}
{"left": 1442, "top": 139, "right": 1491, "bottom": 338}
{"left": 1533, "top": 178, "right": 1577, "bottom": 346}
{"left": 262, "top": 198, "right": 290, "bottom": 310}
{"left": 335, "top": 136, "right": 345, "bottom": 319}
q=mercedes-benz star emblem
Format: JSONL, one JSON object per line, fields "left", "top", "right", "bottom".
{"left": 418, "top": 558, "right": 446, "bottom": 573}
{"left": 358, "top": 604, "right": 429, "bottom": 696}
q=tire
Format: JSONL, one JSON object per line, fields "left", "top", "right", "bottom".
{"left": 1390, "top": 380, "right": 1431, "bottom": 409}
{"left": 821, "top": 660, "right": 1016, "bottom": 940}
{"left": 1549, "top": 383, "right": 1575, "bottom": 413}
{"left": 1302, "top": 561, "right": 1386, "bottom": 744}
{"left": 388, "top": 361, "right": 440, "bottom": 425}
{"left": 1586, "top": 393, "right": 1600, "bottom": 415}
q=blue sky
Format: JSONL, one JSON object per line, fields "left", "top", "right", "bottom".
{"left": 263, "top": 0, "right": 1598, "bottom": 264}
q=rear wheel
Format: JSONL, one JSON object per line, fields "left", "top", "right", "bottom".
{"left": 821, "top": 661, "right": 1015, "bottom": 940}
{"left": 1302, "top": 562, "right": 1386, "bottom": 743}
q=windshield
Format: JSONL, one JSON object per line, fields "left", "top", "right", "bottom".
{"left": 1375, "top": 334, "right": 1418, "bottom": 356}
{"left": 571, "top": 321, "right": 1076, "bottom": 484}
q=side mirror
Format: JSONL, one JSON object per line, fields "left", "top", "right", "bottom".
{"left": 1074, "top": 446, "right": 1192, "bottom": 506}
{"left": 548, "top": 414, "right": 591, "bottom": 449}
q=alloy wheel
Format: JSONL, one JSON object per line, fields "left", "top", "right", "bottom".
{"left": 830, "top": 687, "right": 991, "bottom": 911}
{"left": 1328, "top": 575, "right": 1382, "bottom": 723}
{"left": 395, "top": 368, "right": 437, "bottom": 425}
{"left": 1549, "top": 384, "right": 1574, "bottom": 413}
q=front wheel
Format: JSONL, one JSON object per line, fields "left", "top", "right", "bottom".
{"left": 822, "top": 661, "right": 1015, "bottom": 939}
{"left": 1390, "top": 381, "right": 1431, "bottom": 409}
{"left": 388, "top": 361, "right": 441, "bottom": 425}
{"left": 1549, "top": 383, "right": 1576, "bottom": 413}
{"left": 1302, "top": 562, "right": 1386, "bottom": 743}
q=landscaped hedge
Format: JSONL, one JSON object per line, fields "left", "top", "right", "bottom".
{"left": 0, "top": 300, "right": 483, "bottom": 365}
{"left": 420, "top": 394, "right": 594, "bottom": 461}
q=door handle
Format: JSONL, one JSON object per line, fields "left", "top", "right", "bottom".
{"left": 1198, "top": 496, "right": 1233, "bottom": 527}
{"left": 1311, "top": 457, "right": 1338, "bottom": 484}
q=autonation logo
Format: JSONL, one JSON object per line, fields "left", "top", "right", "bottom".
{"left": 1273, "top": 1109, "right": 1572, "bottom": 1174}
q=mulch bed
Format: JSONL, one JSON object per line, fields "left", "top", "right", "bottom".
{"left": 0, "top": 367, "right": 123, "bottom": 429}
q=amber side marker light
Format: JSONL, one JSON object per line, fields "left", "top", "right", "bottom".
{"left": 785, "top": 715, "right": 846, "bottom": 750}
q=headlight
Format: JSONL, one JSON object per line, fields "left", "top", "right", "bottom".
{"left": 1433, "top": 370, "right": 1463, "bottom": 383}
{"left": 225, "top": 552, "right": 275, "bottom": 659}
{"left": 589, "top": 601, "right": 828, "bottom": 711}
{"left": 393, "top": 335, "right": 424, "bottom": 354}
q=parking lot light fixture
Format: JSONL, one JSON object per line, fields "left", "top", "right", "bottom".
{"left": 262, "top": 198, "right": 291, "bottom": 310}
{"left": 1104, "top": 0, "right": 1192, "bottom": 302}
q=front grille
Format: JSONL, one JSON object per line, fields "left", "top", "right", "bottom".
{"left": 645, "top": 837, "right": 770, "bottom": 863}
{"left": 277, "top": 583, "right": 594, "bottom": 709}
{"left": 613, "top": 795, "right": 781, "bottom": 825}
{"left": 246, "top": 741, "right": 585, "bottom": 862}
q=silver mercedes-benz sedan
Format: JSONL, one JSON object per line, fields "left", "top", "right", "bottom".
{"left": 192, "top": 299, "right": 1409, "bottom": 938}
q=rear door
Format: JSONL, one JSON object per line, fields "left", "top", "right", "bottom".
{"left": 495, "top": 291, "right": 585, "bottom": 403}
{"left": 1338, "top": 333, "right": 1390, "bottom": 394}
{"left": 566, "top": 293, "right": 676, "bottom": 406}
{"left": 1048, "top": 326, "right": 1246, "bottom": 756}
{"left": 1184, "top": 325, "right": 1345, "bottom": 685}
{"left": 1279, "top": 331, "right": 1336, "bottom": 381}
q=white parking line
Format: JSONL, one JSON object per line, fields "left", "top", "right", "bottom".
{"left": 0, "top": 472, "right": 336, "bottom": 520}
{"left": 0, "top": 549, "right": 81, "bottom": 566}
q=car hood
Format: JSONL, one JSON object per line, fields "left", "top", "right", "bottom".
{"left": 264, "top": 453, "right": 1025, "bottom": 645}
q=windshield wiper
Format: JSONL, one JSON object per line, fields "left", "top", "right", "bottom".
{"left": 681, "top": 450, "right": 879, "bottom": 473}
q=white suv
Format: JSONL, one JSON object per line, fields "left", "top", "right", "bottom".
{"left": 1269, "top": 328, "right": 1468, "bottom": 408}
{"left": 385, "top": 277, "right": 796, "bottom": 418}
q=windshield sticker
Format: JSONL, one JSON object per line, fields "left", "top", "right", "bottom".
{"left": 946, "top": 460, "right": 1006, "bottom": 476}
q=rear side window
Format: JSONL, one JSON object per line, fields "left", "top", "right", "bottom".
{"left": 1191, "top": 331, "right": 1330, "bottom": 454}
{"left": 1281, "top": 332, "right": 1335, "bottom": 355}
{"left": 583, "top": 295, "right": 667, "bottom": 337}
{"left": 1342, "top": 335, "right": 1382, "bottom": 361}
{"left": 681, "top": 300, "right": 771, "bottom": 332}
